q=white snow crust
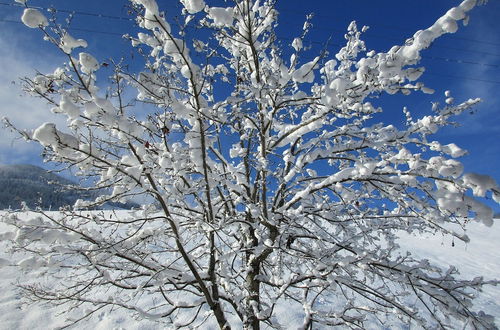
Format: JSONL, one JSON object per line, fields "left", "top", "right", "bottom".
{"left": 0, "top": 211, "right": 497, "bottom": 328}
{"left": 60, "top": 33, "right": 88, "bottom": 54}
{"left": 33, "top": 122, "right": 78, "bottom": 149}
{"left": 21, "top": 8, "right": 48, "bottom": 29}
{"left": 208, "top": 7, "right": 234, "bottom": 26}
{"left": 79, "top": 53, "right": 99, "bottom": 74}
{"left": 180, "top": 0, "right": 206, "bottom": 14}
{"left": 58, "top": 94, "right": 80, "bottom": 120}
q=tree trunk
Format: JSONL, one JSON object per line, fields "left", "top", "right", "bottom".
{"left": 244, "top": 257, "right": 261, "bottom": 330}
{"left": 213, "top": 302, "right": 231, "bottom": 330}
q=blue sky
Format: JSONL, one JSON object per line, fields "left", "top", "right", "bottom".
{"left": 0, "top": 0, "right": 499, "bottom": 208}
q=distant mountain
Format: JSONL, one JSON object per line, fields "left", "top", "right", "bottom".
{"left": 0, "top": 164, "right": 137, "bottom": 210}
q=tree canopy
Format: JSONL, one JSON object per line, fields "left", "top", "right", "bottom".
{"left": 2, "top": 0, "right": 499, "bottom": 329}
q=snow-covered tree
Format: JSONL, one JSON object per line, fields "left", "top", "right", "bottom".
{"left": 3, "top": 0, "right": 500, "bottom": 328}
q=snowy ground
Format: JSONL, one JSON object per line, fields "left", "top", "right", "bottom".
{"left": 0, "top": 211, "right": 498, "bottom": 329}
{"left": 397, "top": 220, "right": 500, "bottom": 327}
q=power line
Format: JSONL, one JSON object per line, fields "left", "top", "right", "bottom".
{"left": 1, "top": 7, "right": 500, "bottom": 85}
{"left": 3, "top": 0, "right": 500, "bottom": 51}
{"left": 360, "top": 31, "right": 500, "bottom": 58}
{"left": 3, "top": 1, "right": 500, "bottom": 58}
{"left": 0, "top": 1, "right": 134, "bottom": 21}
{"left": 278, "top": 7, "right": 500, "bottom": 48}
{"left": 425, "top": 72, "right": 500, "bottom": 85}
{"left": 278, "top": 20, "right": 500, "bottom": 58}
{"left": 0, "top": 18, "right": 124, "bottom": 36}
{"left": 424, "top": 55, "right": 500, "bottom": 69}
{"left": 1, "top": 15, "right": 498, "bottom": 70}
{"left": 279, "top": 35, "right": 500, "bottom": 70}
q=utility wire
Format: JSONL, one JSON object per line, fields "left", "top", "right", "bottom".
{"left": 1, "top": 17, "right": 498, "bottom": 70}
{"left": 278, "top": 36, "right": 500, "bottom": 70}
{"left": 425, "top": 72, "right": 500, "bottom": 85}
{"left": 277, "top": 21, "right": 500, "bottom": 58}
{"left": 0, "top": 1, "right": 134, "bottom": 21}
{"left": 0, "top": 18, "right": 124, "bottom": 36}
{"left": 424, "top": 55, "right": 500, "bottom": 69}
{"left": 1, "top": 7, "right": 500, "bottom": 84}
{"left": 278, "top": 7, "right": 500, "bottom": 48}
{"left": 2, "top": 0, "right": 500, "bottom": 50}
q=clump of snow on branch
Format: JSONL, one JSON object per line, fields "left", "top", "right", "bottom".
{"left": 180, "top": 0, "right": 206, "bottom": 14}
{"left": 60, "top": 32, "right": 88, "bottom": 53}
{"left": 33, "top": 123, "right": 78, "bottom": 150}
{"left": 21, "top": 8, "right": 48, "bottom": 28}
{"left": 78, "top": 53, "right": 99, "bottom": 74}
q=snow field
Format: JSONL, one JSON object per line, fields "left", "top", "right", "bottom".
{"left": 0, "top": 211, "right": 498, "bottom": 329}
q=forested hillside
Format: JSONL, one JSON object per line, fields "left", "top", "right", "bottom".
{"left": 0, "top": 164, "right": 135, "bottom": 210}
{"left": 0, "top": 164, "right": 82, "bottom": 209}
